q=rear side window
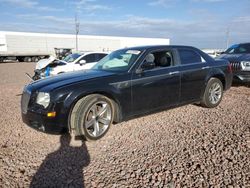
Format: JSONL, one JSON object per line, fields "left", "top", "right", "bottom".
{"left": 81, "top": 54, "right": 96, "bottom": 63}
{"left": 96, "top": 53, "right": 107, "bottom": 61}
{"left": 179, "top": 49, "right": 202, "bottom": 65}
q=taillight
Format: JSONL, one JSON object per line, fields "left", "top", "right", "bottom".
{"left": 227, "top": 63, "right": 232, "bottom": 73}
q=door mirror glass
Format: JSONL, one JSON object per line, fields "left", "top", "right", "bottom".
{"left": 79, "top": 60, "right": 86, "bottom": 65}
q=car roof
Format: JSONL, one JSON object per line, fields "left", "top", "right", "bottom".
{"left": 237, "top": 42, "right": 250, "bottom": 45}
{"left": 123, "top": 45, "right": 199, "bottom": 51}
{"left": 78, "top": 51, "right": 108, "bottom": 55}
{"left": 123, "top": 45, "right": 214, "bottom": 62}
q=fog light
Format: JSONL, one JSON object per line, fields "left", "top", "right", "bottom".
{"left": 47, "top": 112, "right": 56, "bottom": 117}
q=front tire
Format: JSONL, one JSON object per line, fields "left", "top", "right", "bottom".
{"left": 201, "top": 78, "right": 223, "bottom": 108}
{"left": 73, "top": 94, "right": 114, "bottom": 141}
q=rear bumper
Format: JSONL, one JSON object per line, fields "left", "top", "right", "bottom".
{"left": 22, "top": 110, "right": 67, "bottom": 134}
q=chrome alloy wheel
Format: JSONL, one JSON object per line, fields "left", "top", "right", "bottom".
{"left": 208, "top": 82, "right": 222, "bottom": 104}
{"left": 84, "top": 101, "right": 112, "bottom": 138}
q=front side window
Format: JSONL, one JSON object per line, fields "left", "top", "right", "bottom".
{"left": 92, "top": 49, "right": 142, "bottom": 72}
{"left": 140, "top": 50, "right": 174, "bottom": 71}
{"left": 151, "top": 50, "right": 173, "bottom": 68}
{"left": 179, "top": 49, "right": 202, "bottom": 65}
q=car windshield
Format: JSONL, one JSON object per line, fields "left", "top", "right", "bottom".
{"left": 92, "top": 49, "right": 142, "bottom": 72}
{"left": 224, "top": 44, "right": 250, "bottom": 54}
{"left": 63, "top": 53, "right": 81, "bottom": 63}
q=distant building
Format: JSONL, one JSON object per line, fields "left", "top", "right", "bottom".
{"left": 0, "top": 31, "right": 170, "bottom": 62}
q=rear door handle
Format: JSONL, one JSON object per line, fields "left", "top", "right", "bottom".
{"left": 202, "top": 66, "right": 210, "bottom": 70}
{"left": 169, "top": 71, "right": 180, "bottom": 75}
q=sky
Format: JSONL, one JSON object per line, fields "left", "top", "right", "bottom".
{"left": 0, "top": 0, "right": 249, "bottom": 49}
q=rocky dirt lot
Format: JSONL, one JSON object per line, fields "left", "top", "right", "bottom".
{"left": 0, "top": 63, "right": 249, "bottom": 187}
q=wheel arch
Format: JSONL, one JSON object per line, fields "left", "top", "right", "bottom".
{"left": 211, "top": 74, "right": 226, "bottom": 90}
{"left": 205, "top": 67, "right": 226, "bottom": 89}
{"left": 201, "top": 70, "right": 226, "bottom": 100}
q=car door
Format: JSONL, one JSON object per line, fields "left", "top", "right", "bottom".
{"left": 177, "top": 48, "right": 210, "bottom": 103}
{"left": 131, "top": 49, "right": 180, "bottom": 115}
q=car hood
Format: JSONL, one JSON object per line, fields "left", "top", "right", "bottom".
{"left": 217, "top": 53, "right": 250, "bottom": 62}
{"left": 28, "top": 69, "right": 115, "bottom": 92}
{"left": 35, "top": 56, "right": 67, "bottom": 70}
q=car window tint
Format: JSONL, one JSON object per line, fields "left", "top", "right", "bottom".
{"left": 239, "top": 47, "right": 247, "bottom": 53}
{"left": 241, "top": 44, "right": 250, "bottom": 53}
{"left": 179, "top": 49, "right": 202, "bottom": 64}
{"left": 225, "top": 43, "right": 250, "bottom": 54}
{"left": 96, "top": 54, "right": 107, "bottom": 61}
{"left": 81, "top": 54, "right": 96, "bottom": 63}
{"left": 143, "top": 50, "right": 173, "bottom": 70}
{"left": 92, "top": 49, "right": 142, "bottom": 72}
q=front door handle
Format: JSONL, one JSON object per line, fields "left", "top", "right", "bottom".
{"left": 169, "top": 71, "right": 180, "bottom": 75}
{"left": 202, "top": 66, "right": 210, "bottom": 70}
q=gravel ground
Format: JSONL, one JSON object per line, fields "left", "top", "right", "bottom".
{"left": 0, "top": 63, "right": 249, "bottom": 187}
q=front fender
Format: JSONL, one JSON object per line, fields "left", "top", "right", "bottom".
{"left": 54, "top": 81, "right": 128, "bottom": 130}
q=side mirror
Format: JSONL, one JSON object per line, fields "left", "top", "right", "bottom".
{"left": 79, "top": 60, "right": 86, "bottom": 65}
{"left": 136, "top": 61, "right": 155, "bottom": 74}
{"left": 141, "top": 61, "right": 155, "bottom": 70}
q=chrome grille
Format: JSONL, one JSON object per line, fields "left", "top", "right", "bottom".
{"left": 230, "top": 61, "right": 241, "bottom": 71}
{"left": 21, "top": 89, "right": 31, "bottom": 114}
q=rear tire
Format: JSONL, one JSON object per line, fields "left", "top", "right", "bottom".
{"left": 72, "top": 94, "right": 114, "bottom": 141}
{"left": 32, "top": 56, "right": 40, "bottom": 62}
{"left": 201, "top": 78, "right": 223, "bottom": 108}
{"left": 24, "top": 57, "right": 32, "bottom": 62}
{"left": 17, "top": 57, "right": 24, "bottom": 62}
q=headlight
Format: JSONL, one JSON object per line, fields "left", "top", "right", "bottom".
{"left": 36, "top": 92, "right": 50, "bottom": 108}
{"left": 242, "top": 61, "right": 250, "bottom": 67}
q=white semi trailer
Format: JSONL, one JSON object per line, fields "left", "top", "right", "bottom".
{"left": 0, "top": 31, "right": 170, "bottom": 62}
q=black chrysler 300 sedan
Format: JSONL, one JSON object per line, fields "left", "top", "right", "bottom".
{"left": 21, "top": 45, "right": 233, "bottom": 140}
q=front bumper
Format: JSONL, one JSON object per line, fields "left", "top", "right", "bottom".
{"left": 21, "top": 87, "right": 68, "bottom": 134}
{"left": 22, "top": 110, "right": 67, "bottom": 134}
{"left": 234, "top": 71, "right": 250, "bottom": 83}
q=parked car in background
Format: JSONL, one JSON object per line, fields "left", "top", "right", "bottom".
{"left": 217, "top": 43, "right": 250, "bottom": 83}
{"left": 21, "top": 45, "right": 232, "bottom": 141}
{"left": 32, "top": 52, "right": 108, "bottom": 80}
{"left": 202, "top": 49, "right": 223, "bottom": 58}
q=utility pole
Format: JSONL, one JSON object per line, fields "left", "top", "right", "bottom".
{"left": 75, "top": 14, "right": 80, "bottom": 52}
{"left": 226, "top": 26, "right": 230, "bottom": 49}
